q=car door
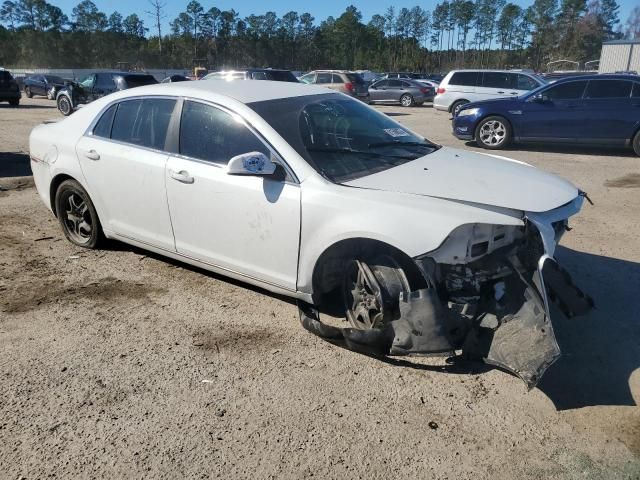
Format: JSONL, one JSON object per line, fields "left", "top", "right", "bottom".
{"left": 316, "top": 72, "right": 333, "bottom": 89}
{"left": 75, "top": 97, "right": 178, "bottom": 249}
{"left": 92, "top": 73, "right": 116, "bottom": 100}
{"left": 581, "top": 79, "right": 634, "bottom": 144}
{"left": 477, "top": 72, "right": 517, "bottom": 100}
{"left": 518, "top": 80, "right": 588, "bottom": 140}
{"left": 384, "top": 80, "right": 404, "bottom": 102}
{"left": 165, "top": 100, "right": 301, "bottom": 290}
{"left": 34, "top": 75, "right": 47, "bottom": 95}
{"left": 369, "top": 80, "right": 388, "bottom": 101}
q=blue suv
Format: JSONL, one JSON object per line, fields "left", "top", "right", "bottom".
{"left": 452, "top": 74, "right": 640, "bottom": 156}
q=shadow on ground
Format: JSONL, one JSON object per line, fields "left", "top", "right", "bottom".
{"left": 0, "top": 152, "right": 31, "bottom": 177}
{"left": 538, "top": 246, "right": 640, "bottom": 410}
{"left": 0, "top": 103, "right": 55, "bottom": 110}
{"left": 100, "top": 238, "right": 639, "bottom": 408}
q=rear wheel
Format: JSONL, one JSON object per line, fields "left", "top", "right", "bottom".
{"left": 55, "top": 180, "right": 103, "bottom": 249}
{"left": 400, "top": 94, "right": 414, "bottom": 107}
{"left": 25, "top": 86, "right": 32, "bottom": 98}
{"left": 475, "top": 115, "right": 512, "bottom": 150}
{"left": 57, "top": 95, "right": 72, "bottom": 116}
{"left": 633, "top": 130, "right": 640, "bottom": 156}
{"left": 342, "top": 255, "right": 411, "bottom": 330}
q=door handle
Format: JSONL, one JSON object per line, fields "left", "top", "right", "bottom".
{"left": 84, "top": 150, "right": 100, "bottom": 160}
{"left": 497, "top": 91, "right": 505, "bottom": 94}
{"left": 170, "top": 170, "right": 194, "bottom": 184}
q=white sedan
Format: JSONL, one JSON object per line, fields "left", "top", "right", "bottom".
{"left": 29, "top": 80, "right": 592, "bottom": 388}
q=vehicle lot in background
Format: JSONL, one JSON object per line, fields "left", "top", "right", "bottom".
{"left": 56, "top": 72, "right": 158, "bottom": 116}
{"left": 299, "top": 70, "right": 369, "bottom": 100}
{"left": 1, "top": 97, "right": 639, "bottom": 479}
{"left": 368, "top": 78, "right": 434, "bottom": 106}
{"left": 23, "top": 74, "right": 69, "bottom": 100}
{"left": 434, "top": 69, "right": 546, "bottom": 115}
{"left": 453, "top": 74, "right": 640, "bottom": 154}
{"left": 203, "top": 69, "right": 299, "bottom": 82}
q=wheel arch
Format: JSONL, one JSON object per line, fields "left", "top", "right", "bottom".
{"left": 310, "top": 237, "right": 426, "bottom": 304}
{"left": 449, "top": 99, "right": 469, "bottom": 113}
{"left": 49, "top": 173, "right": 76, "bottom": 217}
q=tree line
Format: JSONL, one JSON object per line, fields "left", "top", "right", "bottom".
{"left": 1, "top": 0, "right": 638, "bottom": 72}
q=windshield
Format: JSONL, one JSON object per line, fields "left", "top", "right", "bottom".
{"left": 248, "top": 94, "right": 438, "bottom": 182}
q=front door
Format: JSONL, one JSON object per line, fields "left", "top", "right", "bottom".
{"left": 165, "top": 100, "right": 301, "bottom": 290}
{"left": 517, "top": 80, "right": 588, "bottom": 140}
{"left": 75, "top": 97, "right": 177, "bottom": 249}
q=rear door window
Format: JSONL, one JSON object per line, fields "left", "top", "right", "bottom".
{"left": 332, "top": 74, "right": 344, "bottom": 84}
{"left": 316, "top": 73, "right": 332, "bottom": 84}
{"left": 449, "top": 71, "right": 479, "bottom": 86}
{"left": 482, "top": 72, "right": 513, "bottom": 89}
{"left": 584, "top": 80, "right": 633, "bottom": 99}
{"left": 96, "top": 73, "right": 115, "bottom": 89}
{"left": 111, "top": 98, "right": 176, "bottom": 150}
{"left": 517, "top": 74, "right": 539, "bottom": 90}
{"left": 545, "top": 81, "right": 588, "bottom": 100}
{"left": 388, "top": 80, "right": 402, "bottom": 88}
{"left": 179, "top": 101, "right": 269, "bottom": 165}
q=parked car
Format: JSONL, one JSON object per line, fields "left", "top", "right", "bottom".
{"left": 56, "top": 71, "right": 158, "bottom": 116}
{"left": 452, "top": 74, "right": 640, "bottom": 155}
{"left": 23, "top": 74, "right": 70, "bottom": 100}
{"left": 202, "top": 69, "right": 299, "bottom": 82}
{"left": 369, "top": 78, "right": 434, "bottom": 106}
{"left": 0, "top": 69, "right": 21, "bottom": 106}
{"left": 161, "top": 74, "right": 191, "bottom": 83}
{"left": 383, "top": 72, "right": 440, "bottom": 88}
{"left": 29, "top": 80, "right": 592, "bottom": 387}
{"left": 434, "top": 69, "right": 546, "bottom": 116}
{"left": 298, "top": 70, "right": 369, "bottom": 101}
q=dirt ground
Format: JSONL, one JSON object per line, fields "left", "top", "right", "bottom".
{"left": 1, "top": 97, "right": 639, "bottom": 479}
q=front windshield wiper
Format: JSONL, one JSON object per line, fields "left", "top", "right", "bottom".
{"left": 306, "top": 147, "right": 419, "bottom": 160}
{"left": 367, "top": 140, "right": 436, "bottom": 149}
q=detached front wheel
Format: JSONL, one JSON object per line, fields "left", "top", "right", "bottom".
{"left": 475, "top": 115, "right": 512, "bottom": 150}
{"left": 342, "top": 255, "right": 411, "bottom": 330}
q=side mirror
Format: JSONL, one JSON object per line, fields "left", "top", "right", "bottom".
{"left": 532, "top": 93, "right": 551, "bottom": 104}
{"left": 227, "top": 151, "right": 277, "bottom": 176}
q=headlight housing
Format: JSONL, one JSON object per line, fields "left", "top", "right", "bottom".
{"left": 457, "top": 107, "right": 479, "bottom": 117}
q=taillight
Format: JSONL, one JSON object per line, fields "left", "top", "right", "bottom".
{"left": 344, "top": 82, "right": 354, "bottom": 92}
{"left": 420, "top": 87, "right": 429, "bottom": 94}
{"left": 437, "top": 87, "right": 445, "bottom": 94}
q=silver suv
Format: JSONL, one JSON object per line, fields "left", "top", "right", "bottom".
{"left": 434, "top": 70, "right": 546, "bottom": 115}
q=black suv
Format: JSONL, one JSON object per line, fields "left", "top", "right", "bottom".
{"left": 0, "top": 70, "right": 21, "bottom": 106}
{"left": 56, "top": 71, "right": 158, "bottom": 116}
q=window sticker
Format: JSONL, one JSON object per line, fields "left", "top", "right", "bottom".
{"left": 384, "top": 128, "right": 410, "bottom": 137}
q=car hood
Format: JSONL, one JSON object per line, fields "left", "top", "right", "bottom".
{"left": 343, "top": 147, "right": 578, "bottom": 213}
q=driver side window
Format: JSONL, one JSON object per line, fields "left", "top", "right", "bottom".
{"left": 544, "top": 81, "right": 588, "bottom": 100}
{"left": 79, "top": 75, "right": 95, "bottom": 88}
{"left": 179, "top": 101, "right": 270, "bottom": 165}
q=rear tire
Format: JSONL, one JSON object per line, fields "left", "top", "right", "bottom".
{"left": 25, "top": 86, "right": 32, "bottom": 98}
{"left": 451, "top": 100, "right": 468, "bottom": 117}
{"left": 475, "top": 115, "right": 512, "bottom": 150}
{"left": 55, "top": 179, "right": 104, "bottom": 249}
{"left": 57, "top": 95, "right": 72, "bottom": 116}
{"left": 633, "top": 130, "right": 640, "bottom": 156}
{"left": 400, "top": 94, "right": 414, "bottom": 107}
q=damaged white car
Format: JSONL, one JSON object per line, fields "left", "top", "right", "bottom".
{"left": 29, "top": 80, "right": 592, "bottom": 388}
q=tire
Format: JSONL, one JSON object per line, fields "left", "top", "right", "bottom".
{"left": 342, "top": 254, "right": 411, "bottom": 330}
{"left": 633, "top": 130, "right": 640, "bottom": 156}
{"left": 9, "top": 99, "right": 19, "bottom": 107}
{"left": 57, "top": 95, "right": 72, "bottom": 116}
{"left": 474, "top": 115, "right": 512, "bottom": 150}
{"left": 451, "top": 100, "right": 468, "bottom": 117}
{"left": 25, "top": 86, "right": 32, "bottom": 98}
{"left": 400, "top": 93, "right": 414, "bottom": 107}
{"left": 54, "top": 179, "right": 104, "bottom": 249}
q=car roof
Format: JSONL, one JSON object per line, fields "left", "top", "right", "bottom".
{"left": 549, "top": 73, "right": 640, "bottom": 83}
{"left": 111, "top": 79, "right": 332, "bottom": 103}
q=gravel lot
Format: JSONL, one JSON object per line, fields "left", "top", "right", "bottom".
{"left": 1, "top": 97, "right": 639, "bottom": 479}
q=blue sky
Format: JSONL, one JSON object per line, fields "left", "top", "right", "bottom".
{"left": 54, "top": 0, "right": 636, "bottom": 33}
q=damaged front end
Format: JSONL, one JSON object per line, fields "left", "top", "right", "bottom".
{"left": 300, "top": 195, "right": 593, "bottom": 389}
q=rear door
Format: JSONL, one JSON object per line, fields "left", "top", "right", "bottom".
{"left": 582, "top": 79, "right": 634, "bottom": 144}
{"left": 446, "top": 71, "right": 479, "bottom": 99}
{"left": 93, "top": 73, "right": 116, "bottom": 99}
{"left": 477, "top": 72, "right": 518, "bottom": 100}
{"left": 385, "top": 80, "right": 404, "bottom": 102}
{"left": 75, "top": 97, "right": 177, "bottom": 249}
{"left": 519, "top": 80, "right": 588, "bottom": 140}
